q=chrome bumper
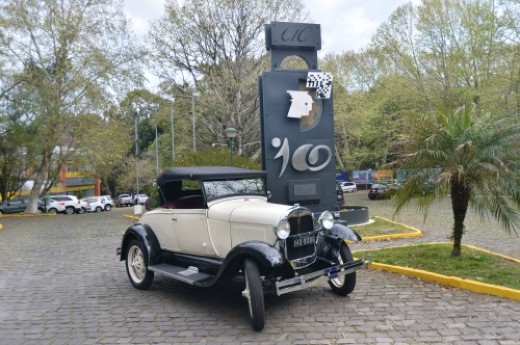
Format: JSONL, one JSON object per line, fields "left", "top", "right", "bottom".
{"left": 275, "top": 258, "right": 365, "bottom": 296}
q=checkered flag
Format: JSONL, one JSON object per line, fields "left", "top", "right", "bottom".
{"left": 306, "top": 72, "right": 333, "bottom": 99}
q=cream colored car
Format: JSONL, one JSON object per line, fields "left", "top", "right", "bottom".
{"left": 118, "top": 166, "right": 364, "bottom": 331}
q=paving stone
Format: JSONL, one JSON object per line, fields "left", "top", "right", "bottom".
{"left": 0, "top": 197, "right": 519, "bottom": 344}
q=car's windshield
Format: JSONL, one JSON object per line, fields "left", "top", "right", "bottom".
{"left": 203, "top": 177, "right": 265, "bottom": 201}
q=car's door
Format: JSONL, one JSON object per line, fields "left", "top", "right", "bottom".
{"left": 172, "top": 208, "right": 214, "bottom": 256}
{"left": 145, "top": 208, "right": 214, "bottom": 256}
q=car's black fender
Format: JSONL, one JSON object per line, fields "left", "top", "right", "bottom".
{"left": 119, "top": 223, "right": 161, "bottom": 265}
{"left": 221, "top": 241, "right": 287, "bottom": 276}
{"left": 318, "top": 223, "right": 362, "bottom": 262}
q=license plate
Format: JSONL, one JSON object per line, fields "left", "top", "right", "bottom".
{"left": 293, "top": 235, "right": 315, "bottom": 248}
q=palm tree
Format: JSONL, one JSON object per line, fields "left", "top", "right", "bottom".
{"left": 393, "top": 105, "right": 520, "bottom": 256}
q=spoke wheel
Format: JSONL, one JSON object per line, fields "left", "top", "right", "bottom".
{"left": 65, "top": 207, "right": 75, "bottom": 215}
{"left": 125, "top": 240, "right": 154, "bottom": 290}
{"left": 242, "top": 259, "right": 265, "bottom": 331}
{"left": 329, "top": 243, "right": 357, "bottom": 296}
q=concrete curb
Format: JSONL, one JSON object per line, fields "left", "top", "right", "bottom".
{"left": 359, "top": 242, "right": 520, "bottom": 301}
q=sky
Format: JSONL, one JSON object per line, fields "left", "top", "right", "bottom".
{"left": 122, "top": 0, "right": 421, "bottom": 55}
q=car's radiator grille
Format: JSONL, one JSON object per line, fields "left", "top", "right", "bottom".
{"left": 288, "top": 213, "right": 314, "bottom": 235}
{"left": 285, "top": 211, "right": 316, "bottom": 262}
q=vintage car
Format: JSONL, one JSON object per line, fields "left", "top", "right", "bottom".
{"left": 117, "top": 166, "right": 365, "bottom": 331}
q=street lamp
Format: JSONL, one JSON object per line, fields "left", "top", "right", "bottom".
{"left": 170, "top": 96, "right": 175, "bottom": 162}
{"left": 148, "top": 103, "right": 160, "bottom": 176}
{"left": 224, "top": 127, "right": 237, "bottom": 165}
{"left": 192, "top": 92, "right": 199, "bottom": 152}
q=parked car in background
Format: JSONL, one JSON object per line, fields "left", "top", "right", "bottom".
{"left": 118, "top": 166, "right": 365, "bottom": 331}
{"left": 100, "top": 195, "right": 114, "bottom": 211}
{"left": 117, "top": 194, "right": 133, "bottom": 207}
{"left": 134, "top": 193, "right": 148, "bottom": 205}
{"left": 338, "top": 181, "right": 357, "bottom": 193}
{"left": 41, "top": 195, "right": 82, "bottom": 214}
{"left": 368, "top": 183, "right": 398, "bottom": 200}
{"left": 0, "top": 198, "right": 28, "bottom": 214}
{"left": 81, "top": 196, "right": 108, "bottom": 212}
{"left": 78, "top": 199, "right": 88, "bottom": 214}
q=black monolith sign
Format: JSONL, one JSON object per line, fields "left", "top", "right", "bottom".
{"left": 260, "top": 22, "right": 336, "bottom": 212}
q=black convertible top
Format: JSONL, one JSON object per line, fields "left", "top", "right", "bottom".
{"left": 157, "top": 166, "right": 267, "bottom": 186}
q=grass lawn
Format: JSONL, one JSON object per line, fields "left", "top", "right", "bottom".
{"left": 353, "top": 243, "right": 520, "bottom": 290}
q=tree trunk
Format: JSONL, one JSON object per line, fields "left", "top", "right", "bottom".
{"left": 25, "top": 154, "right": 51, "bottom": 214}
{"left": 450, "top": 178, "right": 470, "bottom": 257}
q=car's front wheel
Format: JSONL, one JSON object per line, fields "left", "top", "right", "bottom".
{"left": 125, "top": 240, "right": 154, "bottom": 290}
{"left": 65, "top": 206, "right": 75, "bottom": 215}
{"left": 328, "top": 243, "right": 357, "bottom": 296}
{"left": 242, "top": 259, "right": 265, "bottom": 331}
{"left": 77, "top": 207, "right": 86, "bottom": 214}
{"left": 47, "top": 208, "right": 58, "bottom": 214}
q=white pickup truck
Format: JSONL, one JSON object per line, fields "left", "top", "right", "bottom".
{"left": 117, "top": 194, "right": 133, "bottom": 207}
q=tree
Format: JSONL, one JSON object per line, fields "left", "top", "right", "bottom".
{"left": 0, "top": 0, "right": 139, "bottom": 213}
{"left": 393, "top": 104, "right": 520, "bottom": 257}
{"left": 148, "top": 0, "right": 306, "bottom": 156}
{"left": 74, "top": 113, "right": 132, "bottom": 196}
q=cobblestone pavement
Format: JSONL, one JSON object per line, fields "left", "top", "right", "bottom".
{"left": 0, "top": 201, "right": 519, "bottom": 345}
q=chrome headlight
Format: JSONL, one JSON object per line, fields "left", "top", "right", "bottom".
{"left": 319, "top": 211, "right": 334, "bottom": 230}
{"left": 274, "top": 218, "right": 290, "bottom": 240}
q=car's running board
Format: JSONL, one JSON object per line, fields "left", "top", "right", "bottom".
{"left": 149, "top": 264, "right": 214, "bottom": 286}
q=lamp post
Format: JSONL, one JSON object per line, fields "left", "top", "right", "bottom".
{"left": 134, "top": 110, "right": 139, "bottom": 198}
{"left": 149, "top": 103, "right": 160, "bottom": 176}
{"left": 170, "top": 96, "right": 175, "bottom": 162}
{"left": 224, "top": 127, "right": 237, "bottom": 165}
{"left": 191, "top": 92, "right": 199, "bottom": 152}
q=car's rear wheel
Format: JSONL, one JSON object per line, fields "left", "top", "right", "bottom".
{"left": 65, "top": 206, "right": 75, "bottom": 215}
{"left": 329, "top": 243, "right": 357, "bottom": 296}
{"left": 242, "top": 258, "right": 265, "bottom": 331}
{"left": 125, "top": 240, "right": 154, "bottom": 290}
{"left": 95, "top": 206, "right": 102, "bottom": 213}
{"left": 105, "top": 204, "right": 112, "bottom": 211}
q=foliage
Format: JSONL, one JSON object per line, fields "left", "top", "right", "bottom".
{"left": 148, "top": 0, "right": 306, "bottom": 155}
{"left": 354, "top": 243, "right": 520, "bottom": 290}
{"left": 0, "top": 0, "right": 139, "bottom": 213}
{"left": 392, "top": 104, "right": 520, "bottom": 256}
{"left": 173, "top": 148, "right": 261, "bottom": 170}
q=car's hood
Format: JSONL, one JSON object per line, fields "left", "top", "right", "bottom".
{"left": 208, "top": 196, "right": 293, "bottom": 225}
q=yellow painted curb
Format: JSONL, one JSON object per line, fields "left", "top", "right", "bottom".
{"left": 123, "top": 215, "right": 140, "bottom": 221}
{"left": 368, "top": 261, "right": 520, "bottom": 301}
{"left": 353, "top": 216, "right": 423, "bottom": 242}
{"left": 0, "top": 223, "right": 3, "bottom": 231}
{"left": 0, "top": 213, "right": 57, "bottom": 218}
{"left": 358, "top": 242, "right": 520, "bottom": 301}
